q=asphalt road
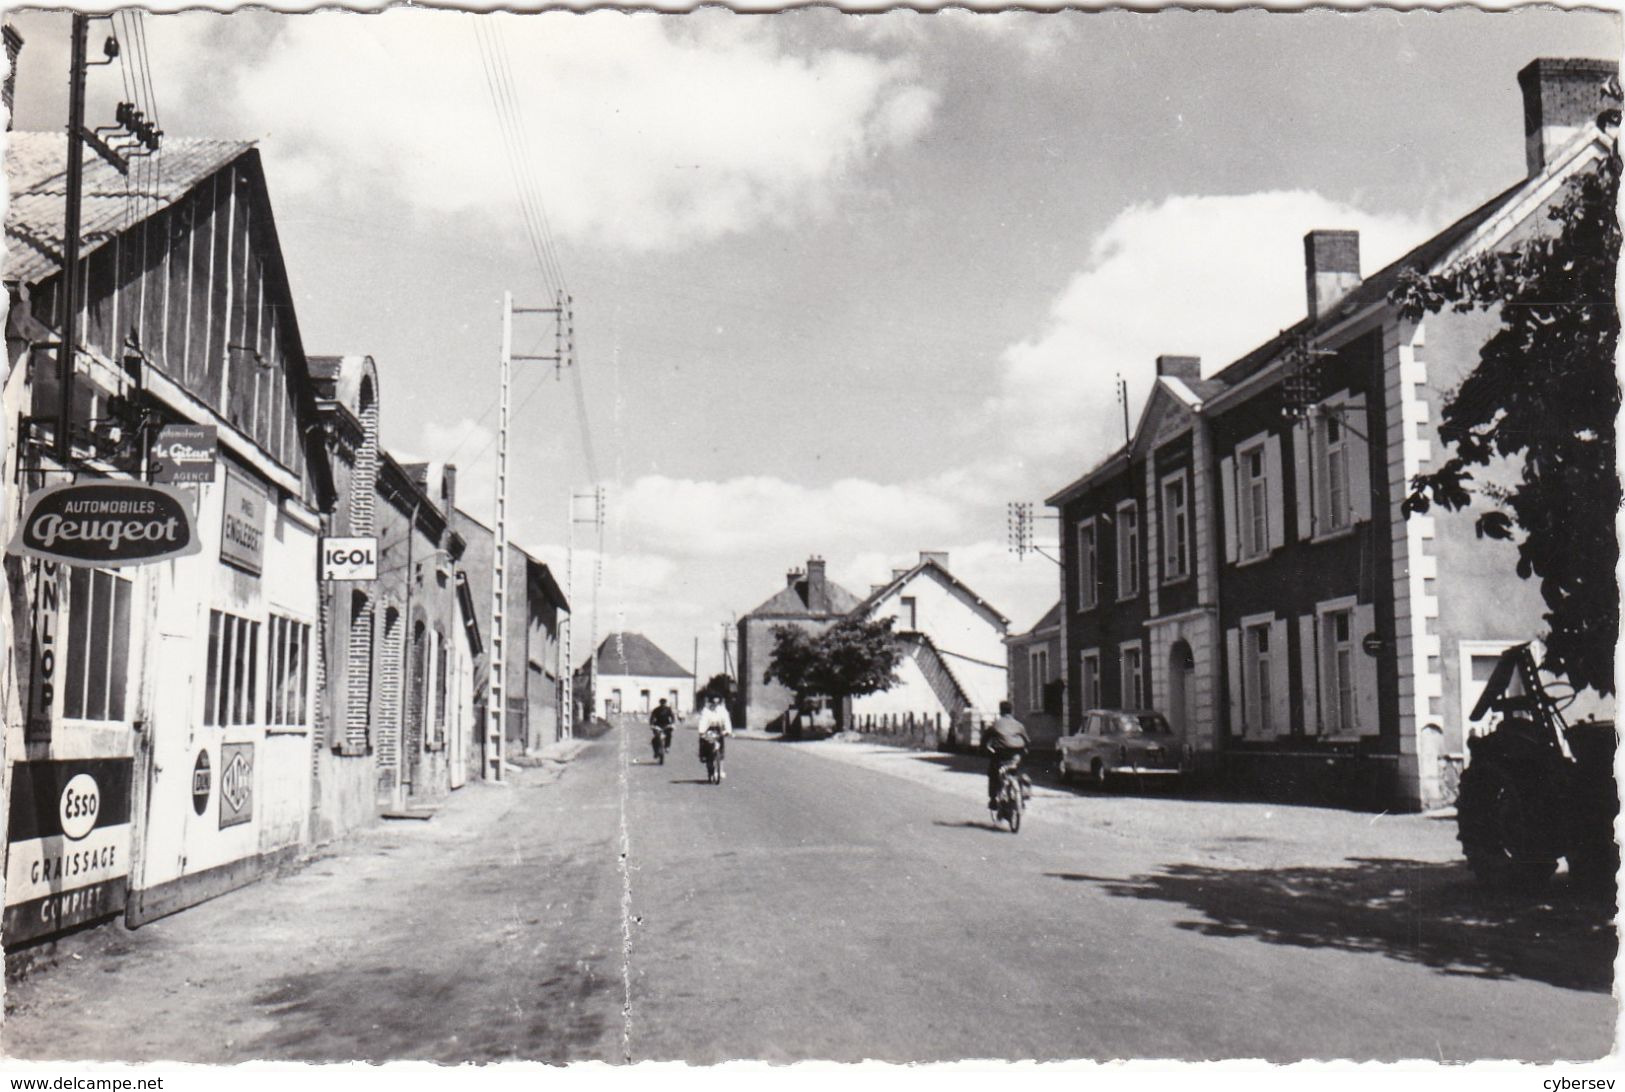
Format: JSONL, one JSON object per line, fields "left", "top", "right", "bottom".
{"left": 2, "top": 721, "right": 1615, "bottom": 1063}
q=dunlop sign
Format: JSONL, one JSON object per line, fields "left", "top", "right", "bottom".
{"left": 321, "top": 537, "right": 378, "bottom": 581}
{"left": 7, "top": 482, "right": 201, "bottom": 567}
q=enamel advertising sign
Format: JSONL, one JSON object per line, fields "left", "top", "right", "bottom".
{"left": 150, "top": 424, "right": 219, "bottom": 484}
{"left": 220, "top": 467, "right": 266, "bottom": 576}
{"left": 3, "top": 757, "right": 133, "bottom": 944}
{"left": 7, "top": 481, "right": 201, "bottom": 567}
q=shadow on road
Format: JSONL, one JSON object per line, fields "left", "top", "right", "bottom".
{"left": 932, "top": 819, "right": 1010, "bottom": 834}
{"left": 1048, "top": 857, "right": 1616, "bottom": 993}
{"left": 668, "top": 778, "right": 717, "bottom": 786}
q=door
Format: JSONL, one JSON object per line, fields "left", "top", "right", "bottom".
{"left": 1168, "top": 640, "right": 1197, "bottom": 739}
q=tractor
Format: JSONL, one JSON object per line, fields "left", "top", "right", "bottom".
{"left": 1455, "top": 644, "right": 1618, "bottom": 896}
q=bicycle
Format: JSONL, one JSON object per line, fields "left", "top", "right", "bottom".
{"left": 990, "top": 754, "right": 1028, "bottom": 833}
{"left": 700, "top": 732, "right": 726, "bottom": 785}
{"left": 651, "top": 726, "right": 667, "bottom": 765}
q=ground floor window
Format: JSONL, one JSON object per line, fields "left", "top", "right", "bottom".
{"left": 266, "top": 614, "right": 311, "bottom": 730}
{"left": 206, "top": 609, "right": 261, "bottom": 727}
{"left": 1244, "top": 622, "right": 1272, "bottom": 735}
{"left": 1322, "top": 608, "right": 1355, "bottom": 734}
{"left": 1028, "top": 648, "right": 1049, "bottom": 712}
{"left": 64, "top": 568, "right": 133, "bottom": 722}
{"left": 1079, "top": 650, "right": 1101, "bottom": 710}
{"left": 1120, "top": 643, "right": 1144, "bottom": 710}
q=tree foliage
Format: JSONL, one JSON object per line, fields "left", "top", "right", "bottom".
{"left": 1390, "top": 144, "right": 1619, "bottom": 694}
{"left": 697, "top": 672, "right": 736, "bottom": 707}
{"left": 763, "top": 616, "right": 903, "bottom": 722}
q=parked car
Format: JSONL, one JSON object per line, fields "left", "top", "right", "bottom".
{"left": 1058, "top": 709, "right": 1188, "bottom": 786}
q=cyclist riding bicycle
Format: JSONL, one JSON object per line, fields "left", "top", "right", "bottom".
{"left": 650, "top": 698, "right": 676, "bottom": 750}
{"left": 984, "top": 700, "right": 1031, "bottom": 812}
{"left": 696, "top": 694, "right": 733, "bottom": 779}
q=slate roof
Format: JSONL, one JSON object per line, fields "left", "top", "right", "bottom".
{"left": 744, "top": 572, "right": 862, "bottom": 619}
{"left": 591, "top": 632, "right": 691, "bottom": 678}
{"left": 5, "top": 132, "right": 255, "bottom": 285}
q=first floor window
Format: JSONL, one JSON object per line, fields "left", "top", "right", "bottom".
{"left": 1322, "top": 609, "right": 1355, "bottom": 733}
{"left": 206, "top": 609, "right": 262, "bottom": 727}
{"left": 1319, "top": 415, "right": 1351, "bottom": 531}
{"left": 1117, "top": 503, "right": 1140, "bottom": 598}
{"left": 1078, "top": 520, "right": 1099, "bottom": 609}
{"left": 266, "top": 614, "right": 312, "bottom": 729}
{"left": 1028, "top": 648, "right": 1049, "bottom": 711}
{"left": 1162, "top": 475, "right": 1189, "bottom": 580}
{"left": 1121, "top": 645, "right": 1144, "bottom": 709}
{"left": 64, "top": 568, "right": 133, "bottom": 722}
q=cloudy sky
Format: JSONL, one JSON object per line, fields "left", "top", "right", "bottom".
{"left": 9, "top": 7, "right": 1619, "bottom": 682}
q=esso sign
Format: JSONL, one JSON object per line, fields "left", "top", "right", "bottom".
{"left": 321, "top": 537, "right": 378, "bottom": 581}
{"left": 59, "top": 773, "right": 101, "bottom": 841}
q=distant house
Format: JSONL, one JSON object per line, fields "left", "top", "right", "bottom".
{"left": 1006, "top": 603, "right": 1063, "bottom": 749}
{"left": 735, "top": 557, "right": 862, "bottom": 729}
{"left": 848, "top": 552, "right": 1009, "bottom": 738}
{"left": 580, "top": 633, "right": 694, "bottom": 719}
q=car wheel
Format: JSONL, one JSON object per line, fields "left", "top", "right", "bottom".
{"left": 1091, "top": 760, "right": 1107, "bottom": 788}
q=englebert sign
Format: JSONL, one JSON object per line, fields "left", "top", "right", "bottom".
{"left": 7, "top": 481, "right": 202, "bottom": 567}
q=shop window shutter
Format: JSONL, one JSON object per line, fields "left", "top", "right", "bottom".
{"left": 1265, "top": 433, "right": 1285, "bottom": 552}
{"left": 1298, "top": 613, "right": 1320, "bottom": 736}
{"left": 1353, "top": 602, "right": 1380, "bottom": 733}
{"left": 1225, "top": 627, "right": 1242, "bottom": 737}
{"left": 1347, "top": 398, "right": 1373, "bottom": 525}
{"left": 1269, "top": 617, "right": 1290, "bottom": 737}
{"left": 1292, "top": 421, "right": 1313, "bottom": 542}
{"left": 1219, "top": 455, "right": 1237, "bottom": 564}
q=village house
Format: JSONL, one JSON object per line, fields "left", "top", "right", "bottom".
{"left": 1045, "top": 56, "right": 1620, "bottom": 810}
{"left": 1005, "top": 603, "right": 1063, "bottom": 750}
{"left": 452, "top": 508, "right": 569, "bottom": 767}
{"left": 2, "top": 128, "right": 337, "bottom": 940}
{"left": 847, "top": 552, "right": 1009, "bottom": 742}
{"left": 579, "top": 632, "right": 694, "bottom": 719}
{"left": 735, "top": 557, "right": 862, "bottom": 730}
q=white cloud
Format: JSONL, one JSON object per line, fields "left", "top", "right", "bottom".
{"left": 990, "top": 191, "right": 1437, "bottom": 471}
{"left": 416, "top": 417, "right": 495, "bottom": 522}
{"left": 148, "top": 11, "right": 938, "bottom": 252}
{"left": 613, "top": 473, "right": 965, "bottom": 560}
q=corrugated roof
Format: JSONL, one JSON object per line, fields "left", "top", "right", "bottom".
{"left": 592, "top": 632, "right": 691, "bottom": 678}
{"left": 4, "top": 131, "right": 254, "bottom": 285}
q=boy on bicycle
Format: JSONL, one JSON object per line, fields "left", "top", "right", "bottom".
{"left": 984, "top": 701, "right": 1030, "bottom": 811}
{"left": 697, "top": 694, "right": 733, "bottom": 778}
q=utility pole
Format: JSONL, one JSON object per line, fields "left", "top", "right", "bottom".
{"left": 566, "top": 486, "right": 603, "bottom": 726}
{"left": 54, "top": 15, "right": 88, "bottom": 461}
{"left": 1117, "top": 374, "right": 1131, "bottom": 445}
{"left": 488, "top": 289, "right": 572, "bottom": 779}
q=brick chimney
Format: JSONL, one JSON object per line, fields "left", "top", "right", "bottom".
{"left": 441, "top": 463, "right": 457, "bottom": 512}
{"left": 4, "top": 24, "right": 22, "bottom": 132}
{"left": 1154, "top": 356, "right": 1201, "bottom": 383}
{"left": 786, "top": 567, "right": 804, "bottom": 588}
{"left": 1518, "top": 59, "right": 1621, "bottom": 177}
{"left": 805, "top": 557, "right": 827, "bottom": 605}
{"left": 1304, "top": 230, "right": 1361, "bottom": 322}
{"left": 919, "top": 550, "right": 949, "bottom": 571}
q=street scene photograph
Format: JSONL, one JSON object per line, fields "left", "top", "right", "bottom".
{"left": 0, "top": 3, "right": 1620, "bottom": 1072}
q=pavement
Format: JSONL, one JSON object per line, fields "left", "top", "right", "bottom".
{"left": 2, "top": 721, "right": 1616, "bottom": 1064}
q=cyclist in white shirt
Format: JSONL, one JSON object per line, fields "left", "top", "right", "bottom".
{"left": 696, "top": 695, "right": 733, "bottom": 777}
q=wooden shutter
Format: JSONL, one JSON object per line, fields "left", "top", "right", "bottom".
{"left": 1292, "top": 421, "right": 1313, "bottom": 542}
{"left": 1265, "top": 434, "right": 1285, "bottom": 553}
{"left": 1219, "top": 455, "right": 1237, "bottom": 564}
{"left": 1353, "top": 602, "right": 1379, "bottom": 733}
{"left": 1347, "top": 397, "right": 1372, "bottom": 524}
{"left": 1298, "top": 613, "right": 1320, "bottom": 735}
{"left": 1225, "top": 627, "right": 1242, "bottom": 738}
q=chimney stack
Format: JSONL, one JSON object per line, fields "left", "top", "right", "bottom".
{"left": 786, "top": 567, "right": 804, "bottom": 588}
{"left": 441, "top": 463, "right": 457, "bottom": 512}
{"left": 1154, "top": 356, "right": 1201, "bottom": 383}
{"left": 919, "top": 550, "right": 950, "bottom": 571}
{"left": 1518, "top": 59, "right": 1620, "bottom": 178}
{"left": 1304, "top": 230, "right": 1361, "bottom": 322}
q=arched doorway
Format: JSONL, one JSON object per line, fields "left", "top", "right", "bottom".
{"left": 1168, "top": 639, "right": 1197, "bottom": 739}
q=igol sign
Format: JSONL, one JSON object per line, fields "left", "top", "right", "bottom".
{"left": 7, "top": 482, "right": 201, "bottom": 567}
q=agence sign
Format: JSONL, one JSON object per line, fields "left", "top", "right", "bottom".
{"left": 7, "top": 481, "right": 201, "bottom": 567}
